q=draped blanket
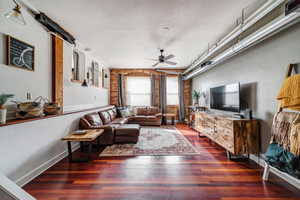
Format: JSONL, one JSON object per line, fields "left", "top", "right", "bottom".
{"left": 271, "top": 111, "right": 300, "bottom": 156}
{"left": 277, "top": 74, "right": 300, "bottom": 111}
{"left": 267, "top": 111, "right": 300, "bottom": 178}
{"left": 266, "top": 66, "right": 300, "bottom": 178}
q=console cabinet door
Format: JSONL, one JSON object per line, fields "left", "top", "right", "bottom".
{"left": 194, "top": 112, "right": 202, "bottom": 132}
{"left": 234, "top": 121, "right": 260, "bottom": 154}
{"left": 195, "top": 112, "right": 214, "bottom": 136}
{"left": 216, "top": 118, "right": 235, "bottom": 153}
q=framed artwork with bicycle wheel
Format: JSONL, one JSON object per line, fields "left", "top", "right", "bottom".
{"left": 7, "top": 35, "right": 35, "bottom": 71}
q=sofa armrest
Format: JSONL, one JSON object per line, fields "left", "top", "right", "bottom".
{"left": 79, "top": 118, "right": 92, "bottom": 129}
{"left": 155, "top": 113, "right": 163, "bottom": 118}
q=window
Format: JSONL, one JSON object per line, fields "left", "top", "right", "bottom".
{"left": 126, "top": 77, "right": 151, "bottom": 106}
{"left": 167, "top": 77, "right": 179, "bottom": 105}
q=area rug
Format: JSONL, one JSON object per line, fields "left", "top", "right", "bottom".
{"left": 99, "top": 126, "right": 200, "bottom": 157}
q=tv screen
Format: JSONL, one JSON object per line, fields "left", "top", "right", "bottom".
{"left": 210, "top": 83, "right": 240, "bottom": 113}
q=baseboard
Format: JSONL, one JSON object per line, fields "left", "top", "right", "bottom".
{"left": 250, "top": 154, "right": 300, "bottom": 189}
{"left": 0, "top": 173, "right": 36, "bottom": 200}
{"left": 16, "top": 144, "right": 80, "bottom": 187}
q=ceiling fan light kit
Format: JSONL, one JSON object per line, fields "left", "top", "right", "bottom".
{"left": 151, "top": 49, "right": 177, "bottom": 67}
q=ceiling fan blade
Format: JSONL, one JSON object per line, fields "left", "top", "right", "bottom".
{"left": 164, "top": 61, "right": 177, "bottom": 65}
{"left": 164, "top": 54, "right": 175, "bottom": 60}
{"left": 147, "top": 58, "right": 159, "bottom": 61}
{"left": 152, "top": 62, "right": 160, "bottom": 67}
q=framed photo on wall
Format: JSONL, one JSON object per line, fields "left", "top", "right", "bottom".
{"left": 91, "top": 61, "right": 102, "bottom": 87}
{"left": 6, "top": 35, "right": 35, "bottom": 71}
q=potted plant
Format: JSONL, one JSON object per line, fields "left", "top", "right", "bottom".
{"left": 0, "top": 94, "right": 14, "bottom": 124}
{"left": 192, "top": 90, "right": 200, "bottom": 106}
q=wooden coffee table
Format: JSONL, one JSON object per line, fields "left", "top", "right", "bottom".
{"left": 62, "top": 129, "right": 104, "bottom": 162}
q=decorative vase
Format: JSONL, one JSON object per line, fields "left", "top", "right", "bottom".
{"left": 193, "top": 98, "right": 199, "bottom": 106}
{"left": 0, "top": 106, "right": 7, "bottom": 124}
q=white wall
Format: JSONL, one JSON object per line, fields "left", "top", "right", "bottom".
{"left": 0, "top": 109, "right": 103, "bottom": 186}
{"left": 0, "top": 1, "right": 109, "bottom": 186}
{"left": 0, "top": 1, "right": 109, "bottom": 111}
{"left": 63, "top": 43, "right": 109, "bottom": 112}
{"left": 0, "top": 0, "right": 52, "bottom": 103}
{"left": 192, "top": 23, "right": 300, "bottom": 152}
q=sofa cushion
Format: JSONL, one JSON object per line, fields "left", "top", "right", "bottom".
{"left": 99, "top": 111, "right": 111, "bottom": 124}
{"left": 135, "top": 107, "right": 149, "bottom": 115}
{"left": 107, "top": 109, "right": 116, "bottom": 120}
{"left": 116, "top": 106, "right": 127, "bottom": 117}
{"left": 129, "top": 116, "right": 148, "bottom": 123}
{"left": 146, "top": 116, "right": 160, "bottom": 122}
{"left": 115, "top": 124, "right": 140, "bottom": 136}
{"left": 84, "top": 112, "right": 103, "bottom": 126}
{"left": 111, "top": 118, "right": 129, "bottom": 124}
{"left": 148, "top": 107, "right": 160, "bottom": 115}
{"left": 112, "top": 107, "right": 117, "bottom": 115}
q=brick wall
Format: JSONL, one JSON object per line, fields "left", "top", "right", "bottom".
{"left": 110, "top": 69, "right": 191, "bottom": 119}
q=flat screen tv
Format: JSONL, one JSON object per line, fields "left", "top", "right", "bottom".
{"left": 210, "top": 83, "right": 240, "bottom": 113}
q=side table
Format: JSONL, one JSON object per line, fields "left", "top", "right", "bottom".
{"left": 62, "top": 129, "right": 104, "bottom": 162}
{"left": 161, "top": 113, "right": 176, "bottom": 125}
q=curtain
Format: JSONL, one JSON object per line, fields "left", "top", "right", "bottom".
{"left": 178, "top": 74, "right": 185, "bottom": 122}
{"left": 118, "top": 74, "right": 126, "bottom": 107}
{"left": 160, "top": 74, "right": 167, "bottom": 115}
{"left": 151, "top": 74, "right": 156, "bottom": 106}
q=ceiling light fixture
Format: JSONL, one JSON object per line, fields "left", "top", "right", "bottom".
{"left": 5, "top": 0, "right": 26, "bottom": 25}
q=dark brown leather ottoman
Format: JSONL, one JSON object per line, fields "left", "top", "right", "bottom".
{"left": 114, "top": 124, "right": 140, "bottom": 144}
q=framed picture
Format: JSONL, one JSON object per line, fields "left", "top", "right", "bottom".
{"left": 91, "top": 61, "right": 102, "bottom": 87}
{"left": 7, "top": 35, "right": 35, "bottom": 71}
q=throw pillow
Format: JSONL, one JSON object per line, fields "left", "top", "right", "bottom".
{"left": 127, "top": 106, "right": 135, "bottom": 116}
{"left": 120, "top": 108, "right": 131, "bottom": 118}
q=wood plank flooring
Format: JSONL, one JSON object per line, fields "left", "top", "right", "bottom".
{"left": 24, "top": 124, "right": 300, "bottom": 200}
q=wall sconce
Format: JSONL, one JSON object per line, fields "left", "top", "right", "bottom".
{"left": 81, "top": 79, "right": 88, "bottom": 87}
{"left": 104, "top": 73, "right": 108, "bottom": 79}
{"left": 81, "top": 72, "right": 89, "bottom": 87}
{"left": 5, "top": 0, "right": 26, "bottom": 25}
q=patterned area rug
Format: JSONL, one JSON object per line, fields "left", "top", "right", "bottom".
{"left": 99, "top": 126, "right": 200, "bottom": 156}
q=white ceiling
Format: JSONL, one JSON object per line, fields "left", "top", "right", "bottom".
{"left": 29, "top": 0, "right": 263, "bottom": 69}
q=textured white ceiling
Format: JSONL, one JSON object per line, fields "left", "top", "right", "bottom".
{"left": 29, "top": 0, "right": 263, "bottom": 69}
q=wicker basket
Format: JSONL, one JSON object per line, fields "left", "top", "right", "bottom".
{"left": 16, "top": 101, "right": 43, "bottom": 119}
{"left": 44, "top": 103, "right": 61, "bottom": 115}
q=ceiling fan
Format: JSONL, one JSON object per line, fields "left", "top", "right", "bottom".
{"left": 150, "top": 49, "right": 177, "bottom": 67}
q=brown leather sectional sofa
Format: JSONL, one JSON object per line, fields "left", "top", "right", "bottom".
{"left": 127, "top": 106, "right": 162, "bottom": 126}
{"left": 79, "top": 105, "right": 162, "bottom": 145}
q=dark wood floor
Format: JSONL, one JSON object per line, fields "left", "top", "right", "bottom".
{"left": 24, "top": 124, "right": 300, "bottom": 200}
